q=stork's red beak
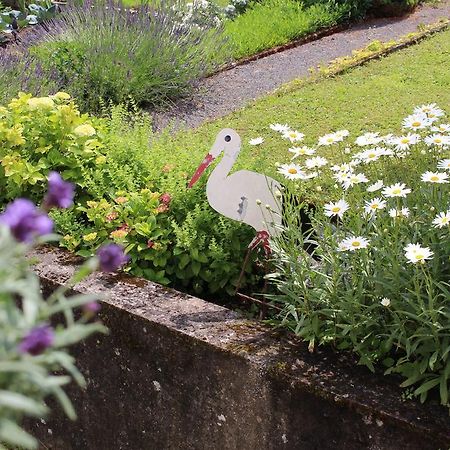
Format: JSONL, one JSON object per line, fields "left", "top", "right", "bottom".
{"left": 188, "top": 153, "right": 215, "bottom": 188}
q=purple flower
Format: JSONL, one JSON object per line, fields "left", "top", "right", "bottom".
{"left": 18, "top": 324, "right": 55, "bottom": 356}
{"left": 43, "top": 172, "right": 75, "bottom": 209}
{"left": 83, "top": 301, "right": 101, "bottom": 314}
{"left": 0, "top": 199, "right": 53, "bottom": 243}
{"left": 96, "top": 244, "right": 129, "bottom": 272}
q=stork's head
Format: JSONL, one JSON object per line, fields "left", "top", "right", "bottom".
{"left": 188, "top": 128, "right": 241, "bottom": 188}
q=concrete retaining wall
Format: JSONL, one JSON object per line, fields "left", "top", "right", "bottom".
{"left": 28, "top": 247, "right": 450, "bottom": 450}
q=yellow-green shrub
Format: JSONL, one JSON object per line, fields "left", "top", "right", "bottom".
{"left": 0, "top": 92, "right": 106, "bottom": 201}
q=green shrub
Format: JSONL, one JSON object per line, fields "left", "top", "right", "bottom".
{"left": 0, "top": 94, "right": 258, "bottom": 295}
{"left": 267, "top": 104, "right": 450, "bottom": 405}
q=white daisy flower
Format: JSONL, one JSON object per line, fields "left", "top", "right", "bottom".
{"left": 342, "top": 173, "right": 369, "bottom": 190}
{"left": 432, "top": 211, "right": 450, "bottom": 228}
{"left": 389, "top": 133, "right": 421, "bottom": 151}
{"left": 367, "top": 180, "right": 384, "bottom": 192}
{"left": 437, "top": 159, "right": 450, "bottom": 171}
{"left": 289, "top": 146, "right": 316, "bottom": 159}
{"left": 382, "top": 183, "right": 411, "bottom": 198}
{"left": 403, "top": 113, "right": 433, "bottom": 130}
{"left": 337, "top": 241, "right": 349, "bottom": 252}
{"left": 355, "top": 132, "right": 383, "bottom": 147}
{"left": 380, "top": 297, "right": 391, "bottom": 307}
{"left": 270, "top": 123, "right": 290, "bottom": 133}
{"left": 305, "top": 156, "right": 328, "bottom": 169}
{"left": 318, "top": 133, "right": 340, "bottom": 146}
{"left": 324, "top": 199, "right": 349, "bottom": 218}
{"left": 335, "top": 129, "right": 350, "bottom": 140}
{"left": 331, "top": 163, "right": 354, "bottom": 173}
{"left": 404, "top": 243, "right": 433, "bottom": 264}
{"left": 364, "top": 197, "right": 387, "bottom": 215}
{"left": 414, "top": 103, "right": 444, "bottom": 118}
{"left": 421, "top": 171, "right": 449, "bottom": 184}
{"left": 424, "top": 134, "right": 450, "bottom": 147}
{"left": 334, "top": 171, "right": 351, "bottom": 184}
{"left": 339, "top": 235, "right": 370, "bottom": 252}
{"left": 389, "top": 207, "right": 410, "bottom": 218}
{"left": 353, "top": 147, "right": 386, "bottom": 164}
{"left": 249, "top": 137, "right": 264, "bottom": 146}
{"left": 282, "top": 129, "right": 305, "bottom": 143}
{"left": 381, "top": 133, "right": 395, "bottom": 143}
{"left": 431, "top": 123, "right": 450, "bottom": 134}
{"left": 277, "top": 163, "right": 305, "bottom": 180}
{"left": 277, "top": 164, "right": 317, "bottom": 180}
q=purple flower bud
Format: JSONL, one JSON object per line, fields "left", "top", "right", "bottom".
{"left": 96, "top": 244, "right": 129, "bottom": 272}
{"left": 44, "top": 172, "right": 75, "bottom": 209}
{"left": 18, "top": 324, "right": 55, "bottom": 356}
{"left": 0, "top": 199, "right": 53, "bottom": 243}
{"left": 83, "top": 301, "right": 101, "bottom": 314}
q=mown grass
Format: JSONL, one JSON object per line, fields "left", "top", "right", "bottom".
{"left": 224, "top": 0, "right": 351, "bottom": 59}
{"left": 150, "top": 29, "right": 450, "bottom": 203}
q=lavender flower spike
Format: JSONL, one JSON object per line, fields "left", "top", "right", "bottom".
{"left": 0, "top": 199, "right": 53, "bottom": 243}
{"left": 44, "top": 172, "right": 75, "bottom": 209}
{"left": 18, "top": 324, "right": 55, "bottom": 356}
{"left": 97, "top": 244, "right": 129, "bottom": 272}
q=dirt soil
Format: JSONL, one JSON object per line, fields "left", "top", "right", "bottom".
{"left": 152, "top": 1, "right": 450, "bottom": 131}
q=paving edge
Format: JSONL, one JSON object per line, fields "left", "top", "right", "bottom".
{"left": 278, "top": 19, "right": 450, "bottom": 95}
{"left": 26, "top": 245, "right": 450, "bottom": 450}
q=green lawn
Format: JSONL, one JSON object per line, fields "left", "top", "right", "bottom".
{"left": 118, "top": 0, "right": 351, "bottom": 59}
{"left": 151, "top": 29, "right": 450, "bottom": 203}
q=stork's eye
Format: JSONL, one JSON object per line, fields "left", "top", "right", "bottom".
{"left": 224, "top": 135, "right": 231, "bottom": 142}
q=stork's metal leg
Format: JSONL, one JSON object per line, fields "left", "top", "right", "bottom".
{"left": 235, "top": 230, "right": 271, "bottom": 295}
{"left": 234, "top": 246, "right": 253, "bottom": 295}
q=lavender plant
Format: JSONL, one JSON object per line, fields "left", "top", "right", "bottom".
{"left": 0, "top": 172, "right": 128, "bottom": 449}
{"left": 23, "top": 0, "right": 229, "bottom": 112}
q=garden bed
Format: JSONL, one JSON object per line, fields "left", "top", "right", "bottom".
{"left": 27, "top": 246, "right": 450, "bottom": 450}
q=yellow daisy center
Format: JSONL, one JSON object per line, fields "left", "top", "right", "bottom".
{"left": 351, "top": 241, "right": 361, "bottom": 247}
{"left": 401, "top": 138, "right": 409, "bottom": 144}
{"left": 288, "top": 168, "right": 298, "bottom": 174}
{"left": 371, "top": 204, "right": 379, "bottom": 209}
{"left": 430, "top": 175, "right": 439, "bottom": 182}
{"left": 434, "top": 138, "right": 442, "bottom": 143}
{"left": 392, "top": 189, "right": 401, "bottom": 195}
{"left": 327, "top": 137, "right": 333, "bottom": 142}
{"left": 331, "top": 206, "right": 341, "bottom": 213}
{"left": 411, "top": 121, "right": 421, "bottom": 127}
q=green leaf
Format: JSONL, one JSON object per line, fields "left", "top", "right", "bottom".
{"left": 0, "top": 391, "right": 48, "bottom": 416}
{"left": 52, "top": 386, "right": 77, "bottom": 420}
{"left": 413, "top": 378, "right": 440, "bottom": 396}
{"left": 0, "top": 419, "right": 37, "bottom": 449}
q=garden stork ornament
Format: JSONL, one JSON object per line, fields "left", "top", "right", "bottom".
{"left": 188, "top": 129, "right": 282, "bottom": 255}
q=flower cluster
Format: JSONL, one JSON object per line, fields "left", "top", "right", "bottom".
{"left": 266, "top": 104, "right": 449, "bottom": 265}
{"left": 268, "top": 104, "right": 450, "bottom": 406}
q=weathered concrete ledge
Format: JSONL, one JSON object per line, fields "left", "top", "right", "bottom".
{"left": 28, "top": 246, "right": 449, "bottom": 450}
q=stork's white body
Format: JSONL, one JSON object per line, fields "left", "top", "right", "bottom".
{"left": 206, "top": 157, "right": 282, "bottom": 236}
{"left": 188, "top": 128, "right": 282, "bottom": 239}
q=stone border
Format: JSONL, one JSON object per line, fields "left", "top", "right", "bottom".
{"left": 28, "top": 246, "right": 450, "bottom": 450}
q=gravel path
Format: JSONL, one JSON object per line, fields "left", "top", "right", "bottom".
{"left": 153, "top": 1, "right": 450, "bottom": 131}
